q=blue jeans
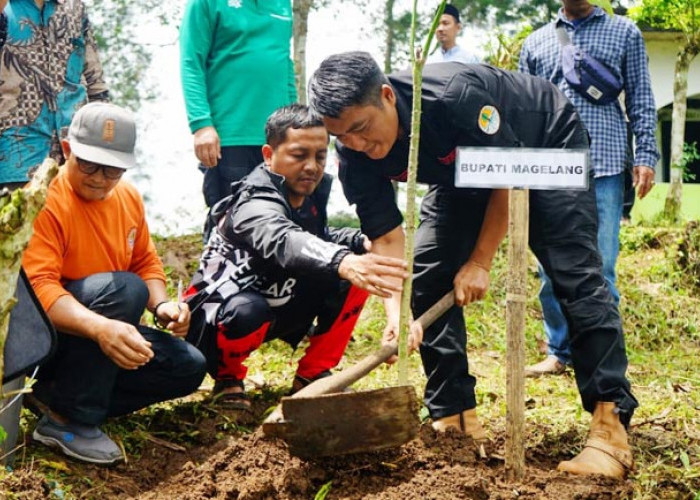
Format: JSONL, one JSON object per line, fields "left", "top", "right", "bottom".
{"left": 36, "top": 272, "right": 207, "bottom": 425}
{"left": 538, "top": 173, "right": 623, "bottom": 365}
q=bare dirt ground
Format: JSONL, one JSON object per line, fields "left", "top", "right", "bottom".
{"left": 3, "top": 398, "right": 633, "bottom": 500}
{"left": 133, "top": 427, "right": 630, "bottom": 500}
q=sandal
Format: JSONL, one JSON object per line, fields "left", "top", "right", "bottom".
{"left": 290, "top": 370, "right": 332, "bottom": 395}
{"left": 212, "top": 379, "right": 251, "bottom": 410}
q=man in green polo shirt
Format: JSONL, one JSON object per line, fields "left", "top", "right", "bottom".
{"left": 179, "top": 0, "right": 297, "bottom": 224}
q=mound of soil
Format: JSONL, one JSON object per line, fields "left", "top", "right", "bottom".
{"left": 133, "top": 418, "right": 632, "bottom": 500}
{"left": 2, "top": 401, "right": 633, "bottom": 499}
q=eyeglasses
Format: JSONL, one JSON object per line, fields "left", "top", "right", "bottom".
{"left": 75, "top": 157, "right": 126, "bottom": 180}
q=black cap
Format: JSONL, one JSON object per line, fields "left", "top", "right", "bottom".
{"left": 443, "top": 4, "right": 460, "bottom": 23}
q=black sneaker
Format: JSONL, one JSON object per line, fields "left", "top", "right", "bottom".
{"left": 32, "top": 415, "right": 123, "bottom": 465}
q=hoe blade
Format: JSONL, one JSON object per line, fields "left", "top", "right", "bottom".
{"left": 263, "top": 386, "right": 419, "bottom": 458}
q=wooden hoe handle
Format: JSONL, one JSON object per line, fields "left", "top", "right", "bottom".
{"left": 287, "top": 290, "right": 456, "bottom": 399}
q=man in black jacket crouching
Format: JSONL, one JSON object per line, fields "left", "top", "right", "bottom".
{"left": 184, "top": 104, "right": 418, "bottom": 408}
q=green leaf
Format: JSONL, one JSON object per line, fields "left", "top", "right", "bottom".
{"left": 419, "top": 405, "right": 430, "bottom": 422}
{"left": 680, "top": 449, "right": 690, "bottom": 468}
{"left": 315, "top": 481, "right": 333, "bottom": 500}
{"left": 0, "top": 424, "right": 7, "bottom": 445}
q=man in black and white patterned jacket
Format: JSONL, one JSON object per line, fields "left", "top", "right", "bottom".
{"left": 184, "top": 104, "right": 417, "bottom": 408}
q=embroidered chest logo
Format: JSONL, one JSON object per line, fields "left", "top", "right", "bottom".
{"left": 228, "top": 0, "right": 242, "bottom": 7}
{"left": 478, "top": 105, "right": 500, "bottom": 135}
{"left": 127, "top": 228, "right": 137, "bottom": 250}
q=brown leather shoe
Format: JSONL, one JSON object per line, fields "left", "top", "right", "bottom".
{"left": 557, "top": 402, "right": 633, "bottom": 479}
{"left": 524, "top": 355, "right": 567, "bottom": 378}
{"left": 432, "top": 408, "right": 489, "bottom": 458}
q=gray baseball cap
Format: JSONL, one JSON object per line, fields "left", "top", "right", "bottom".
{"left": 67, "top": 102, "right": 137, "bottom": 169}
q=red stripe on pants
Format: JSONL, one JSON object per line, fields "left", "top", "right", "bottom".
{"left": 216, "top": 321, "right": 270, "bottom": 381}
{"left": 296, "top": 285, "right": 369, "bottom": 379}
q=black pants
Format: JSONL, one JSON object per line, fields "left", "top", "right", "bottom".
{"left": 200, "top": 146, "right": 263, "bottom": 208}
{"left": 186, "top": 281, "right": 368, "bottom": 382}
{"left": 36, "top": 272, "right": 207, "bottom": 425}
{"left": 413, "top": 183, "right": 638, "bottom": 423}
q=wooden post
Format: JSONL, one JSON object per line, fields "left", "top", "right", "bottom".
{"left": 505, "top": 188, "right": 528, "bottom": 480}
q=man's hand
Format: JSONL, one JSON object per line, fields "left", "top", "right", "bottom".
{"left": 194, "top": 126, "right": 221, "bottom": 168}
{"left": 338, "top": 253, "right": 408, "bottom": 298}
{"left": 93, "top": 319, "right": 154, "bottom": 370}
{"left": 155, "top": 301, "right": 191, "bottom": 337}
{"left": 633, "top": 165, "right": 655, "bottom": 200}
{"left": 453, "top": 260, "right": 490, "bottom": 306}
{"left": 381, "top": 316, "right": 423, "bottom": 364}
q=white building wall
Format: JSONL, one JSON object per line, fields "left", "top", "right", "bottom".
{"left": 644, "top": 32, "right": 700, "bottom": 108}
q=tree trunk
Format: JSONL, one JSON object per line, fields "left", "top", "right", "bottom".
{"left": 293, "top": 0, "right": 312, "bottom": 104}
{"left": 384, "top": 0, "right": 398, "bottom": 203}
{"left": 398, "top": 0, "right": 444, "bottom": 383}
{"left": 383, "top": 0, "right": 396, "bottom": 73}
{"left": 664, "top": 47, "right": 691, "bottom": 222}
{"left": 398, "top": 50, "right": 423, "bottom": 384}
{"left": 0, "top": 159, "right": 59, "bottom": 382}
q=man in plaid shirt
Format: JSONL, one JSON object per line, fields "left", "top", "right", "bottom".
{"left": 520, "top": 0, "right": 660, "bottom": 379}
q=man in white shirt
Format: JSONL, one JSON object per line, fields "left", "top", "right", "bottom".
{"left": 427, "top": 4, "right": 480, "bottom": 65}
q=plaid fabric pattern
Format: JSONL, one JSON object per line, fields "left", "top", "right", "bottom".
{"left": 520, "top": 7, "right": 660, "bottom": 177}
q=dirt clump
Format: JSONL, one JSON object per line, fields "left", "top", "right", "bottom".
{"left": 133, "top": 423, "right": 633, "bottom": 500}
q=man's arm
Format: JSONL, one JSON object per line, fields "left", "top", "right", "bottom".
{"left": 47, "top": 295, "right": 154, "bottom": 370}
{"left": 370, "top": 225, "right": 406, "bottom": 320}
{"left": 623, "top": 23, "right": 660, "bottom": 199}
{"left": 453, "top": 189, "right": 508, "bottom": 306}
{"left": 231, "top": 197, "right": 408, "bottom": 296}
{"left": 81, "top": 9, "right": 109, "bottom": 101}
{"left": 334, "top": 148, "right": 419, "bottom": 349}
{"left": 367, "top": 225, "right": 422, "bottom": 354}
{"left": 144, "top": 278, "right": 190, "bottom": 337}
{"left": 369, "top": 190, "right": 508, "bottom": 310}
{"left": 180, "top": 0, "right": 220, "bottom": 167}
{"left": 325, "top": 226, "right": 366, "bottom": 253}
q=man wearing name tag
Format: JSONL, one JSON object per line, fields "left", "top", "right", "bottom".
{"left": 520, "top": 0, "right": 659, "bottom": 379}
{"left": 308, "top": 51, "right": 637, "bottom": 478}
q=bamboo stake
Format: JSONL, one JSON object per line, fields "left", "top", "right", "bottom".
{"left": 398, "top": 0, "right": 446, "bottom": 384}
{"left": 0, "top": 158, "right": 60, "bottom": 384}
{"left": 505, "top": 188, "right": 528, "bottom": 480}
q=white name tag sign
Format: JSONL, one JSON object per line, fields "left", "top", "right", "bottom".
{"left": 455, "top": 147, "right": 589, "bottom": 190}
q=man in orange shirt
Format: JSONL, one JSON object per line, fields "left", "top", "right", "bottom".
{"left": 22, "top": 102, "right": 206, "bottom": 465}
